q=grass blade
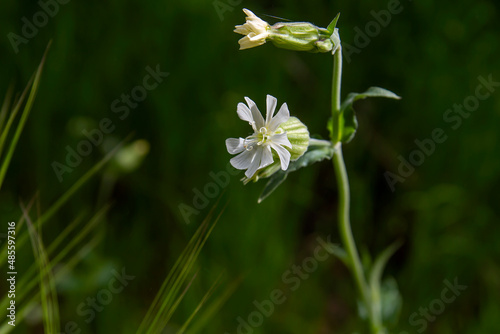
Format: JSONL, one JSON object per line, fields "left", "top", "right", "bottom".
{"left": 0, "top": 80, "right": 32, "bottom": 158}
{"left": 137, "top": 201, "right": 225, "bottom": 334}
{"left": 177, "top": 272, "right": 226, "bottom": 334}
{"left": 186, "top": 276, "right": 241, "bottom": 334}
{"left": 0, "top": 41, "right": 51, "bottom": 190}
{"left": 0, "top": 134, "right": 131, "bottom": 266}
{"left": 0, "top": 194, "right": 36, "bottom": 267}
{"left": 22, "top": 202, "right": 60, "bottom": 334}
{"left": 0, "top": 83, "right": 15, "bottom": 135}
{"left": 0, "top": 232, "right": 102, "bottom": 334}
{"left": 15, "top": 206, "right": 108, "bottom": 306}
{"left": 0, "top": 205, "right": 108, "bottom": 315}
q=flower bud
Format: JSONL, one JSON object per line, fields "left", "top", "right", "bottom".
{"left": 234, "top": 9, "right": 341, "bottom": 53}
{"left": 269, "top": 22, "right": 334, "bottom": 53}
{"left": 234, "top": 9, "right": 271, "bottom": 50}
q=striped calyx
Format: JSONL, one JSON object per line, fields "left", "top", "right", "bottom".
{"left": 278, "top": 117, "right": 309, "bottom": 161}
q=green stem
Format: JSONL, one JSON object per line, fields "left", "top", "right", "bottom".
{"left": 330, "top": 46, "right": 380, "bottom": 333}
{"left": 331, "top": 46, "right": 343, "bottom": 142}
{"left": 332, "top": 144, "right": 372, "bottom": 329}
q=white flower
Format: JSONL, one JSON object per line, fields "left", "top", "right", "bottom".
{"left": 234, "top": 9, "right": 270, "bottom": 50}
{"left": 226, "top": 95, "right": 292, "bottom": 178}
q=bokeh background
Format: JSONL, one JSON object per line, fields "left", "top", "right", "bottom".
{"left": 1, "top": 0, "right": 499, "bottom": 333}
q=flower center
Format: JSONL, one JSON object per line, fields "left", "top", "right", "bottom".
{"left": 243, "top": 127, "right": 285, "bottom": 151}
{"left": 257, "top": 127, "right": 269, "bottom": 145}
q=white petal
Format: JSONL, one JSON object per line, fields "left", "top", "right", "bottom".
{"left": 247, "top": 21, "right": 268, "bottom": 35}
{"left": 248, "top": 32, "right": 268, "bottom": 42}
{"left": 265, "top": 95, "right": 277, "bottom": 125}
{"left": 226, "top": 138, "right": 245, "bottom": 154}
{"left": 242, "top": 8, "right": 257, "bottom": 18}
{"left": 234, "top": 25, "right": 250, "bottom": 35}
{"left": 237, "top": 102, "right": 253, "bottom": 123}
{"left": 244, "top": 148, "right": 263, "bottom": 178}
{"left": 270, "top": 132, "right": 292, "bottom": 149}
{"left": 238, "top": 36, "right": 265, "bottom": 50}
{"left": 259, "top": 145, "right": 274, "bottom": 169}
{"left": 230, "top": 149, "right": 255, "bottom": 170}
{"left": 244, "top": 97, "right": 265, "bottom": 129}
{"left": 270, "top": 143, "right": 291, "bottom": 171}
{"left": 268, "top": 103, "right": 290, "bottom": 131}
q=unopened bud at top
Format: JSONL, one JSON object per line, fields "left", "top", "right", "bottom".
{"left": 234, "top": 9, "right": 271, "bottom": 50}
{"left": 268, "top": 22, "right": 334, "bottom": 53}
{"left": 234, "top": 9, "right": 340, "bottom": 53}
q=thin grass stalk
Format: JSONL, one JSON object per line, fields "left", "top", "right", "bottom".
{"left": 177, "top": 272, "right": 224, "bottom": 334}
{"left": 23, "top": 203, "right": 60, "bottom": 334}
{"left": 0, "top": 84, "right": 15, "bottom": 135}
{"left": 0, "top": 41, "right": 50, "bottom": 190}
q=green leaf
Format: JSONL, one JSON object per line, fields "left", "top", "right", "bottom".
{"left": 326, "top": 243, "right": 349, "bottom": 267}
{"left": 369, "top": 240, "right": 403, "bottom": 327}
{"left": 380, "top": 277, "right": 403, "bottom": 326}
{"left": 357, "top": 277, "right": 402, "bottom": 328}
{"left": 369, "top": 240, "right": 403, "bottom": 291}
{"left": 339, "top": 87, "right": 401, "bottom": 143}
{"left": 287, "top": 143, "right": 336, "bottom": 173}
{"left": 339, "top": 104, "right": 358, "bottom": 143}
{"left": 341, "top": 87, "right": 401, "bottom": 110}
{"left": 326, "top": 13, "right": 341, "bottom": 34}
{"left": 258, "top": 170, "right": 288, "bottom": 204}
{"left": 258, "top": 144, "right": 335, "bottom": 203}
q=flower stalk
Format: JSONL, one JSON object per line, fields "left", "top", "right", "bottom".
{"left": 330, "top": 46, "right": 383, "bottom": 333}
{"left": 231, "top": 9, "right": 400, "bottom": 332}
{"left": 331, "top": 45, "right": 343, "bottom": 143}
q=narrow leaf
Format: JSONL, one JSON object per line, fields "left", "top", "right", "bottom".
{"left": 22, "top": 203, "right": 60, "bottom": 334}
{"left": 0, "top": 41, "right": 51, "bottom": 190}
{"left": 0, "top": 233, "right": 102, "bottom": 333}
{"left": 0, "top": 76, "right": 34, "bottom": 164}
{"left": 339, "top": 87, "right": 401, "bottom": 143}
{"left": 326, "top": 13, "right": 341, "bottom": 34}
{"left": 177, "top": 272, "right": 224, "bottom": 334}
{"left": 368, "top": 240, "right": 403, "bottom": 326}
{"left": 369, "top": 239, "right": 403, "bottom": 289}
{"left": 137, "top": 201, "right": 224, "bottom": 334}
{"left": 186, "top": 276, "right": 241, "bottom": 334}
{"left": 380, "top": 277, "right": 403, "bottom": 325}
{"left": 0, "top": 83, "right": 15, "bottom": 135}
{"left": 258, "top": 144, "right": 335, "bottom": 203}
{"left": 258, "top": 171, "right": 288, "bottom": 204}
{"left": 341, "top": 87, "right": 401, "bottom": 111}
{"left": 0, "top": 134, "right": 131, "bottom": 266}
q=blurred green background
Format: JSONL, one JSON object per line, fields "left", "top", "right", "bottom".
{"left": 1, "top": 0, "right": 499, "bottom": 333}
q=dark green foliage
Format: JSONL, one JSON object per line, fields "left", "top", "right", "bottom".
{"left": 1, "top": 0, "right": 499, "bottom": 333}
